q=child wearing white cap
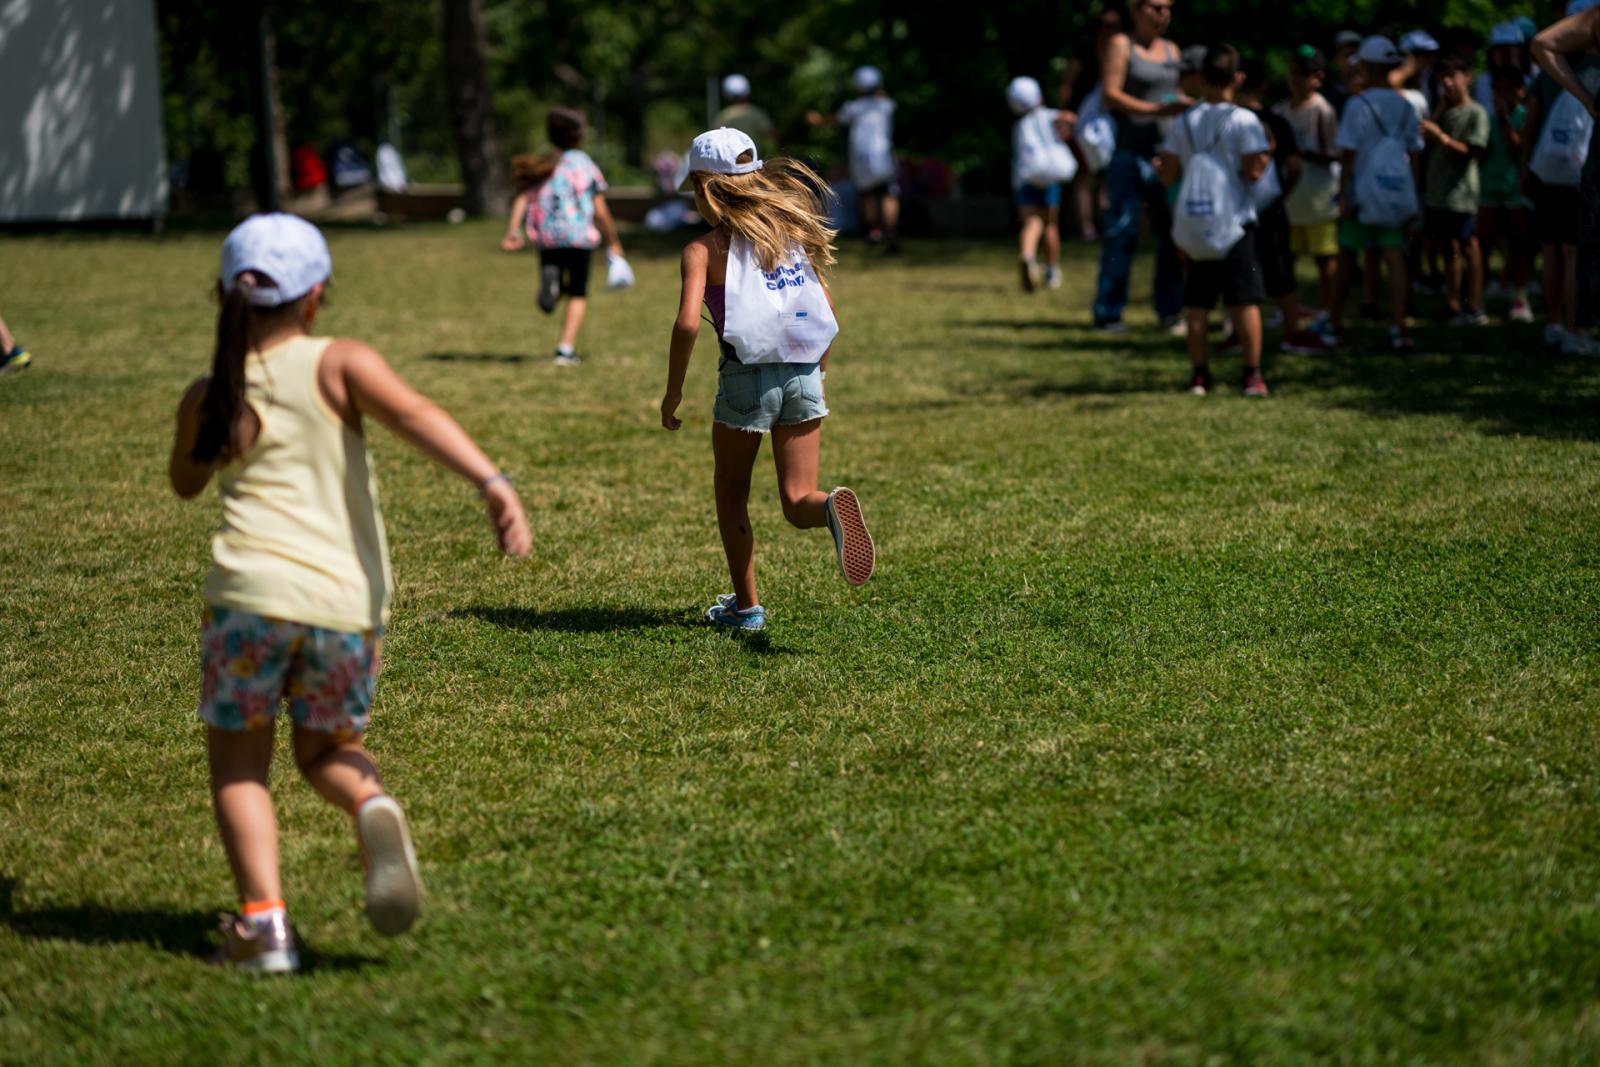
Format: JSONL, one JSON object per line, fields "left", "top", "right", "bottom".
{"left": 807, "top": 66, "right": 901, "bottom": 251}
{"left": 1329, "top": 36, "right": 1424, "bottom": 351}
{"left": 660, "top": 128, "right": 875, "bottom": 630}
{"left": 714, "top": 73, "right": 778, "bottom": 156}
{"left": 1007, "top": 75, "right": 1077, "bottom": 291}
{"left": 168, "top": 213, "right": 532, "bottom": 972}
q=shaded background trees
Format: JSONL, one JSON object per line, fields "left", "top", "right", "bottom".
{"left": 155, "top": 0, "right": 1550, "bottom": 215}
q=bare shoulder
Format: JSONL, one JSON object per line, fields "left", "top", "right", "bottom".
{"left": 682, "top": 233, "right": 714, "bottom": 265}
{"left": 322, "top": 337, "right": 387, "bottom": 371}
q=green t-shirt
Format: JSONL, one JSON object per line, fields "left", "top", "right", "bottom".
{"left": 1479, "top": 103, "right": 1526, "bottom": 202}
{"left": 1424, "top": 100, "right": 1490, "bottom": 213}
{"left": 713, "top": 103, "right": 777, "bottom": 154}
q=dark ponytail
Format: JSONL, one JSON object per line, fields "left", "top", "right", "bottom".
{"left": 192, "top": 280, "right": 258, "bottom": 465}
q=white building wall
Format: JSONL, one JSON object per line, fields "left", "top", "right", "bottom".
{"left": 0, "top": 0, "right": 169, "bottom": 221}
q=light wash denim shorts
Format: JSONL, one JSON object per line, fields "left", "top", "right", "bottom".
{"left": 712, "top": 357, "right": 828, "bottom": 433}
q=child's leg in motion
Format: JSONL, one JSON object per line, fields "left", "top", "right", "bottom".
{"left": 1018, "top": 208, "right": 1044, "bottom": 290}
{"left": 713, "top": 423, "right": 764, "bottom": 609}
{"left": 208, "top": 724, "right": 282, "bottom": 905}
{"left": 1445, "top": 238, "right": 1464, "bottom": 315}
{"left": 293, "top": 726, "right": 381, "bottom": 812}
{"left": 557, "top": 296, "right": 588, "bottom": 352}
{"left": 771, "top": 419, "right": 828, "bottom": 530}
{"left": 1043, "top": 204, "right": 1062, "bottom": 270}
{"left": 1231, "top": 304, "right": 1263, "bottom": 370}
{"left": 1465, "top": 236, "right": 1484, "bottom": 314}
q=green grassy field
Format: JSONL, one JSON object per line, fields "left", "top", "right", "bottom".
{"left": 2, "top": 222, "right": 1599, "bottom": 1065}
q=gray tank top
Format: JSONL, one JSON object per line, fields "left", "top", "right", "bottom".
{"left": 1117, "top": 38, "right": 1180, "bottom": 155}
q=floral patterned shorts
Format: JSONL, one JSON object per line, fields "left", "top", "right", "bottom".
{"left": 199, "top": 606, "right": 383, "bottom": 736}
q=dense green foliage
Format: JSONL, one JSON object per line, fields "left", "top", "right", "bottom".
{"left": 2, "top": 225, "right": 1598, "bottom": 1062}
{"left": 157, "top": 0, "right": 1550, "bottom": 195}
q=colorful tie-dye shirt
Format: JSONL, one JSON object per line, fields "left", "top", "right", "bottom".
{"left": 526, "top": 149, "right": 608, "bottom": 249}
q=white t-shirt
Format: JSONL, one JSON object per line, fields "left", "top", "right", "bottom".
{"left": 1273, "top": 93, "right": 1342, "bottom": 225}
{"left": 1012, "top": 106, "right": 1063, "bottom": 189}
{"left": 838, "top": 95, "right": 897, "bottom": 188}
{"left": 1159, "top": 102, "right": 1270, "bottom": 225}
{"left": 1335, "top": 88, "right": 1425, "bottom": 159}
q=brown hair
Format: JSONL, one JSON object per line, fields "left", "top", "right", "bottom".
{"left": 547, "top": 107, "right": 586, "bottom": 150}
{"left": 511, "top": 151, "right": 560, "bottom": 191}
{"left": 693, "top": 154, "right": 837, "bottom": 278}
{"left": 192, "top": 274, "right": 309, "bottom": 465}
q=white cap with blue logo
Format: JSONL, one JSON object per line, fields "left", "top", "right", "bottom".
{"left": 220, "top": 213, "right": 332, "bottom": 307}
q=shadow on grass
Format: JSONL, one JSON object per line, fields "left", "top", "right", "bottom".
{"left": 456, "top": 605, "right": 801, "bottom": 655}
{"left": 423, "top": 351, "right": 531, "bottom": 364}
{"left": 0, "top": 877, "right": 379, "bottom": 972}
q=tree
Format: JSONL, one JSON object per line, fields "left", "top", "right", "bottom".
{"left": 441, "top": 0, "right": 508, "bottom": 215}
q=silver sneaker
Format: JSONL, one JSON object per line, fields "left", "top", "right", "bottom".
{"left": 211, "top": 912, "right": 300, "bottom": 974}
{"left": 357, "top": 795, "right": 423, "bottom": 937}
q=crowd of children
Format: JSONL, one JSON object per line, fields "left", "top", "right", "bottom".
{"left": 1005, "top": 3, "right": 1600, "bottom": 394}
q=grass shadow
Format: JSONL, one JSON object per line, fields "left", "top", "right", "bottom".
{"left": 0, "top": 876, "right": 380, "bottom": 972}
{"left": 422, "top": 351, "right": 531, "bottom": 364}
{"left": 457, "top": 604, "right": 695, "bottom": 634}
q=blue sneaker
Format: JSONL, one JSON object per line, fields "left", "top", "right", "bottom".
{"left": 706, "top": 597, "right": 765, "bottom": 630}
{"left": 0, "top": 345, "right": 30, "bottom": 375}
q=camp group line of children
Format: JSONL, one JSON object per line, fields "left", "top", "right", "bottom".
{"left": 1005, "top": 9, "right": 1600, "bottom": 396}
{"left": 167, "top": 127, "right": 873, "bottom": 973}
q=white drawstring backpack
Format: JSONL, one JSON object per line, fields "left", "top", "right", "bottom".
{"left": 722, "top": 234, "right": 839, "bottom": 364}
{"left": 1530, "top": 91, "right": 1594, "bottom": 188}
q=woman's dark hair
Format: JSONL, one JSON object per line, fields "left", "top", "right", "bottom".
{"left": 1201, "top": 43, "right": 1239, "bottom": 88}
{"left": 192, "top": 273, "right": 303, "bottom": 465}
{"left": 547, "top": 107, "right": 586, "bottom": 150}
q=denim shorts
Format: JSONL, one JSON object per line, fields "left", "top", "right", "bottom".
{"left": 1015, "top": 182, "right": 1061, "bottom": 210}
{"left": 712, "top": 358, "right": 828, "bottom": 433}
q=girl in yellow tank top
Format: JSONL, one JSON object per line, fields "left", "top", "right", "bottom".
{"left": 168, "top": 214, "right": 532, "bottom": 973}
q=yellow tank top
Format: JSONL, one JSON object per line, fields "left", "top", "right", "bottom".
{"left": 203, "top": 335, "right": 393, "bottom": 633}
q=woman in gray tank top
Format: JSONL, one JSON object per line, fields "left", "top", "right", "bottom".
{"left": 1091, "top": 0, "right": 1191, "bottom": 330}
{"left": 1533, "top": 7, "right": 1600, "bottom": 350}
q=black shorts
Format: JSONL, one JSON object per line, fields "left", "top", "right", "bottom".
{"left": 858, "top": 180, "right": 901, "bottom": 198}
{"left": 1530, "top": 178, "right": 1582, "bottom": 248}
{"left": 1255, "top": 203, "right": 1296, "bottom": 299}
{"left": 1184, "top": 223, "right": 1266, "bottom": 309}
{"left": 1423, "top": 207, "right": 1477, "bottom": 243}
{"left": 539, "top": 247, "right": 593, "bottom": 298}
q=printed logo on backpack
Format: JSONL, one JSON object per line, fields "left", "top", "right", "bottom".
{"left": 722, "top": 235, "right": 839, "bottom": 365}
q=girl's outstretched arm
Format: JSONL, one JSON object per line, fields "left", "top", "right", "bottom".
{"left": 330, "top": 341, "right": 532, "bottom": 557}
{"left": 501, "top": 191, "right": 529, "bottom": 251}
{"left": 593, "top": 194, "right": 625, "bottom": 258}
{"left": 169, "top": 378, "right": 215, "bottom": 498}
{"left": 661, "top": 240, "right": 709, "bottom": 430}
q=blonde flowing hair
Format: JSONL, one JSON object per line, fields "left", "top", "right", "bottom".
{"left": 695, "top": 154, "right": 837, "bottom": 278}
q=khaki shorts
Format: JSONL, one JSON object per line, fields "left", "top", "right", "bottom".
{"left": 1289, "top": 221, "right": 1339, "bottom": 258}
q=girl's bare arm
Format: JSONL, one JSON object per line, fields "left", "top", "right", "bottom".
{"left": 331, "top": 341, "right": 531, "bottom": 556}
{"left": 593, "top": 193, "right": 625, "bottom": 256}
{"left": 661, "top": 240, "right": 709, "bottom": 430}
{"left": 501, "top": 191, "right": 529, "bottom": 250}
{"left": 168, "top": 378, "right": 214, "bottom": 498}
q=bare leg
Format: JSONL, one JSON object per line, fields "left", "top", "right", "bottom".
{"left": 860, "top": 195, "right": 881, "bottom": 238}
{"left": 1315, "top": 255, "right": 1337, "bottom": 319}
{"left": 1073, "top": 173, "right": 1096, "bottom": 240}
{"left": 1186, "top": 308, "right": 1210, "bottom": 368}
{"left": 1562, "top": 245, "right": 1578, "bottom": 330}
{"left": 1231, "top": 304, "right": 1263, "bottom": 369}
{"left": 0, "top": 314, "right": 14, "bottom": 352}
{"left": 1383, "top": 247, "right": 1408, "bottom": 330}
{"left": 1465, "top": 236, "right": 1484, "bottom": 312}
{"left": 771, "top": 419, "right": 828, "bottom": 529}
{"left": 882, "top": 194, "right": 900, "bottom": 237}
{"left": 1043, "top": 205, "right": 1061, "bottom": 268}
{"left": 557, "top": 296, "right": 588, "bottom": 350}
{"left": 1542, "top": 242, "right": 1565, "bottom": 326}
{"left": 712, "top": 422, "right": 764, "bottom": 610}
{"left": 1019, "top": 210, "right": 1044, "bottom": 262}
{"left": 1363, "top": 248, "right": 1380, "bottom": 308}
{"left": 1275, "top": 292, "right": 1300, "bottom": 336}
{"left": 208, "top": 724, "right": 280, "bottom": 904}
{"left": 294, "top": 727, "right": 382, "bottom": 814}
{"left": 1445, "top": 240, "right": 1464, "bottom": 315}
{"left": 1331, "top": 249, "right": 1357, "bottom": 333}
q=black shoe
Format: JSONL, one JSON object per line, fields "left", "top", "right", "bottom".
{"left": 538, "top": 265, "right": 561, "bottom": 314}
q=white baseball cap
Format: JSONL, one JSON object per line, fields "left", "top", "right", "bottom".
{"left": 1005, "top": 76, "right": 1043, "bottom": 115}
{"left": 1488, "top": 21, "right": 1525, "bottom": 46}
{"left": 220, "top": 213, "right": 332, "bottom": 307}
{"left": 678, "top": 127, "right": 763, "bottom": 190}
{"left": 1357, "top": 35, "right": 1403, "bottom": 65}
{"left": 853, "top": 65, "right": 883, "bottom": 92}
{"left": 722, "top": 73, "right": 751, "bottom": 100}
{"left": 1399, "top": 30, "right": 1440, "bottom": 54}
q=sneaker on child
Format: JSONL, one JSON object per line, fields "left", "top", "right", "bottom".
{"left": 824, "top": 487, "right": 875, "bottom": 586}
{"left": 0, "top": 346, "right": 30, "bottom": 375}
{"left": 356, "top": 794, "right": 423, "bottom": 937}
{"left": 211, "top": 911, "right": 300, "bottom": 974}
{"left": 1186, "top": 365, "right": 1214, "bottom": 396}
{"left": 706, "top": 598, "right": 766, "bottom": 630}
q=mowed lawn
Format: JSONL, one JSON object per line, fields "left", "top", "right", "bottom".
{"left": 2, "top": 220, "right": 1599, "bottom": 1065}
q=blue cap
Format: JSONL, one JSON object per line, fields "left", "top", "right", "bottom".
{"left": 1399, "top": 30, "right": 1440, "bottom": 54}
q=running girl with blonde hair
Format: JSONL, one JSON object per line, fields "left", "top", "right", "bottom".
{"left": 169, "top": 214, "right": 531, "bottom": 972}
{"left": 660, "top": 128, "right": 875, "bottom": 630}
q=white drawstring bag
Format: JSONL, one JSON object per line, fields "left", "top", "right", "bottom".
{"left": 1015, "top": 107, "right": 1079, "bottom": 187}
{"left": 722, "top": 235, "right": 839, "bottom": 365}
{"left": 1530, "top": 91, "right": 1594, "bottom": 187}
{"left": 606, "top": 252, "right": 634, "bottom": 289}
{"left": 1075, "top": 85, "right": 1116, "bottom": 173}
{"left": 1172, "top": 107, "right": 1246, "bottom": 261}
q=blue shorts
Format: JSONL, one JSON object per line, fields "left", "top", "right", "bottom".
{"left": 1015, "top": 183, "right": 1061, "bottom": 210}
{"left": 712, "top": 358, "right": 828, "bottom": 433}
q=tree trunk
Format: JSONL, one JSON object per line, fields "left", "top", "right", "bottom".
{"left": 440, "top": 0, "right": 507, "bottom": 216}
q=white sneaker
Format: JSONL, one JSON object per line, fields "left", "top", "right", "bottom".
{"left": 357, "top": 795, "right": 423, "bottom": 937}
{"left": 1509, "top": 300, "right": 1534, "bottom": 324}
{"left": 1019, "top": 259, "right": 1040, "bottom": 292}
{"left": 1043, "top": 265, "right": 1062, "bottom": 290}
{"left": 1561, "top": 330, "right": 1600, "bottom": 358}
